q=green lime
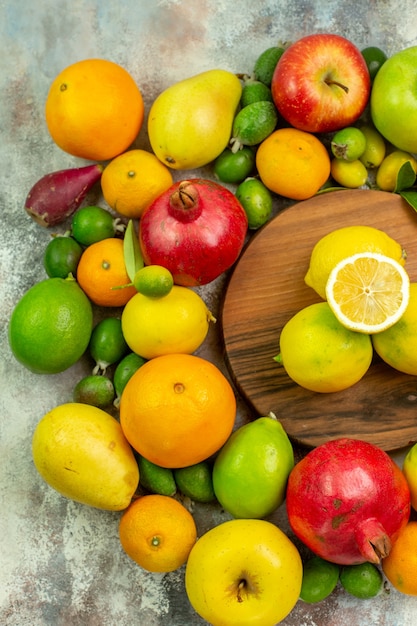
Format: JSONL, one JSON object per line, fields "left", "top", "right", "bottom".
{"left": 241, "top": 80, "right": 273, "bottom": 107}
{"left": 71, "top": 205, "right": 121, "bottom": 246}
{"left": 235, "top": 177, "right": 273, "bottom": 230}
{"left": 113, "top": 352, "right": 147, "bottom": 407}
{"left": 8, "top": 277, "right": 93, "bottom": 374}
{"left": 43, "top": 235, "right": 83, "bottom": 279}
{"left": 174, "top": 461, "right": 216, "bottom": 503}
{"left": 137, "top": 455, "right": 177, "bottom": 496}
{"left": 213, "top": 147, "right": 256, "bottom": 184}
{"left": 331, "top": 127, "right": 367, "bottom": 162}
{"left": 73, "top": 374, "right": 115, "bottom": 408}
{"left": 340, "top": 562, "right": 383, "bottom": 599}
{"left": 300, "top": 556, "right": 340, "bottom": 603}
{"left": 231, "top": 101, "right": 278, "bottom": 152}
{"left": 361, "top": 46, "right": 388, "bottom": 81}
{"left": 89, "top": 317, "right": 129, "bottom": 374}
{"left": 133, "top": 265, "right": 174, "bottom": 298}
{"left": 253, "top": 46, "right": 285, "bottom": 86}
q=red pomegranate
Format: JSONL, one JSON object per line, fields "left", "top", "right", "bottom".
{"left": 139, "top": 178, "right": 248, "bottom": 286}
{"left": 286, "top": 438, "right": 410, "bottom": 565}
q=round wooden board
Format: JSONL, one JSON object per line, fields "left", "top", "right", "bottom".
{"left": 221, "top": 189, "right": 417, "bottom": 452}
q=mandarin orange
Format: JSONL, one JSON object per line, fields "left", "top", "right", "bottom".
{"left": 119, "top": 353, "right": 236, "bottom": 468}
{"left": 77, "top": 237, "right": 137, "bottom": 307}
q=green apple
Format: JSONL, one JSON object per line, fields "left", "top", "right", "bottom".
{"left": 371, "top": 46, "right": 417, "bottom": 153}
{"left": 185, "top": 518, "right": 302, "bottom": 626}
{"left": 212, "top": 415, "right": 294, "bottom": 518}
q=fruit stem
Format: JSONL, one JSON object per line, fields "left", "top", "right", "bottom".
{"left": 354, "top": 518, "right": 392, "bottom": 564}
{"left": 325, "top": 78, "right": 349, "bottom": 94}
{"left": 169, "top": 182, "right": 202, "bottom": 223}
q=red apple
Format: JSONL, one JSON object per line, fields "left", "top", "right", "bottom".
{"left": 271, "top": 34, "right": 371, "bottom": 133}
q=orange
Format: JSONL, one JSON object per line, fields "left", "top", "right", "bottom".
{"left": 256, "top": 127, "right": 331, "bottom": 200}
{"left": 45, "top": 59, "right": 144, "bottom": 161}
{"left": 382, "top": 521, "right": 417, "bottom": 595}
{"left": 101, "top": 149, "right": 174, "bottom": 219}
{"left": 77, "top": 237, "right": 137, "bottom": 307}
{"left": 119, "top": 353, "right": 236, "bottom": 468}
{"left": 119, "top": 494, "right": 197, "bottom": 573}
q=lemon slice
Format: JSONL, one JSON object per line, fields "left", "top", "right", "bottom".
{"left": 325, "top": 252, "right": 410, "bottom": 334}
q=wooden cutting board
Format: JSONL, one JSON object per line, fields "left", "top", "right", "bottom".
{"left": 221, "top": 189, "right": 417, "bottom": 452}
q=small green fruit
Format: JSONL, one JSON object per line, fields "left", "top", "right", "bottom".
{"left": 212, "top": 414, "right": 294, "bottom": 519}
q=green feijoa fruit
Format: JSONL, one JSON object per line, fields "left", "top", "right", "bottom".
{"left": 71, "top": 205, "right": 121, "bottom": 246}
{"left": 241, "top": 80, "right": 273, "bottom": 107}
{"left": 212, "top": 414, "right": 294, "bottom": 519}
{"left": 89, "top": 317, "right": 129, "bottom": 374}
{"left": 113, "top": 352, "right": 147, "bottom": 407}
{"left": 253, "top": 46, "right": 285, "bottom": 86}
{"left": 300, "top": 556, "right": 340, "bottom": 604}
{"left": 361, "top": 46, "right": 388, "bottom": 81}
{"left": 340, "top": 562, "right": 383, "bottom": 599}
{"left": 174, "top": 461, "right": 216, "bottom": 503}
{"left": 331, "top": 127, "right": 367, "bottom": 162}
{"left": 231, "top": 101, "right": 278, "bottom": 152}
{"left": 43, "top": 235, "right": 83, "bottom": 278}
{"left": 73, "top": 374, "right": 115, "bottom": 408}
{"left": 236, "top": 177, "right": 273, "bottom": 230}
{"left": 137, "top": 455, "right": 177, "bottom": 496}
{"left": 213, "top": 147, "right": 256, "bottom": 184}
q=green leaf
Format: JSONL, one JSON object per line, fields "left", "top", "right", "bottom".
{"left": 123, "top": 220, "right": 144, "bottom": 282}
{"left": 394, "top": 161, "right": 416, "bottom": 193}
{"left": 399, "top": 190, "right": 417, "bottom": 213}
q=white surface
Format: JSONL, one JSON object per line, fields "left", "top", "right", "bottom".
{"left": 1, "top": 1, "right": 417, "bottom": 624}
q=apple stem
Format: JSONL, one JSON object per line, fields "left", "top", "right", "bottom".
{"left": 325, "top": 78, "right": 349, "bottom": 94}
{"left": 237, "top": 579, "right": 246, "bottom": 603}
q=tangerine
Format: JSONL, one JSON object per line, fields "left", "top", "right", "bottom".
{"left": 382, "top": 521, "right": 417, "bottom": 595}
{"left": 119, "top": 353, "right": 236, "bottom": 468}
{"left": 45, "top": 59, "right": 144, "bottom": 161}
{"left": 101, "top": 149, "right": 173, "bottom": 219}
{"left": 77, "top": 237, "right": 137, "bottom": 307}
{"left": 256, "top": 127, "right": 331, "bottom": 200}
{"left": 119, "top": 494, "right": 197, "bottom": 573}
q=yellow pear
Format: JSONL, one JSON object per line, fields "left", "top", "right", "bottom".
{"left": 32, "top": 403, "right": 139, "bottom": 511}
{"left": 148, "top": 69, "right": 242, "bottom": 170}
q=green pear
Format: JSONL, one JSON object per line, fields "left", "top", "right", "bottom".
{"left": 212, "top": 414, "right": 294, "bottom": 519}
{"left": 148, "top": 69, "right": 242, "bottom": 170}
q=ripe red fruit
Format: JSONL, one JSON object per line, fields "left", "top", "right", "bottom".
{"left": 139, "top": 179, "right": 248, "bottom": 286}
{"left": 286, "top": 438, "right": 410, "bottom": 565}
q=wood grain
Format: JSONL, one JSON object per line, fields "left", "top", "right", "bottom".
{"left": 221, "top": 189, "right": 417, "bottom": 452}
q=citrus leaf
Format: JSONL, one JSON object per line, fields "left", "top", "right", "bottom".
{"left": 123, "top": 220, "right": 144, "bottom": 282}
{"left": 399, "top": 190, "right": 417, "bottom": 213}
{"left": 394, "top": 161, "right": 416, "bottom": 193}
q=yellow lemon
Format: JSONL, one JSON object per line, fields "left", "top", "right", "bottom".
{"left": 326, "top": 252, "right": 410, "bottom": 334}
{"left": 403, "top": 444, "right": 417, "bottom": 511}
{"left": 376, "top": 150, "right": 417, "bottom": 192}
{"left": 121, "top": 285, "right": 215, "bottom": 359}
{"left": 275, "top": 302, "right": 373, "bottom": 393}
{"left": 304, "top": 225, "right": 406, "bottom": 299}
{"left": 372, "top": 283, "right": 417, "bottom": 374}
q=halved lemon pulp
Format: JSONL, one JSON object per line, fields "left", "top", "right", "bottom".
{"left": 325, "top": 252, "right": 410, "bottom": 334}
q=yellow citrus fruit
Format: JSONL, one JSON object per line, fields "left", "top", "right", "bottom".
{"left": 121, "top": 285, "right": 215, "bottom": 359}
{"left": 330, "top": 158, "right": 368, "bottom": 188}
{"left": 275, "top": 302, "right": 373, "bottom": 393}
{"left": 376, "top": 150, "right": 417, "bottom": 192}
{"left": 119, "top": 353, "right": 236, "bottom": 468}
{"left": 101, "top": 149, "right": 173, "bottom": 219}
{"left": 77, "top": 237, "right": 137, "bottom": 307}
{"left": 45, "top": 59, "right": 144, "bottom": 161}
{"left": 305, "top": 225, "right": 406, "bottom": 300}
{"left": 359, "top": 125, "right": 386, "bottom": 169}
{"left": 402, "top": 443, "right": 417, "bottom": 510}
{"left": 326, "top": 252, "right": 410, "bottom": 334}
{"left": 372, "top": 283, "right": 417, "bottom": 375}
{"left": 255, "top": 127, "right": 331, "bottom": 200}
{"left": 382, "top": 521, "right": 417, "bottom": 595}
{"left": 119, "top": 494, "right": 197, "bottom": 573}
